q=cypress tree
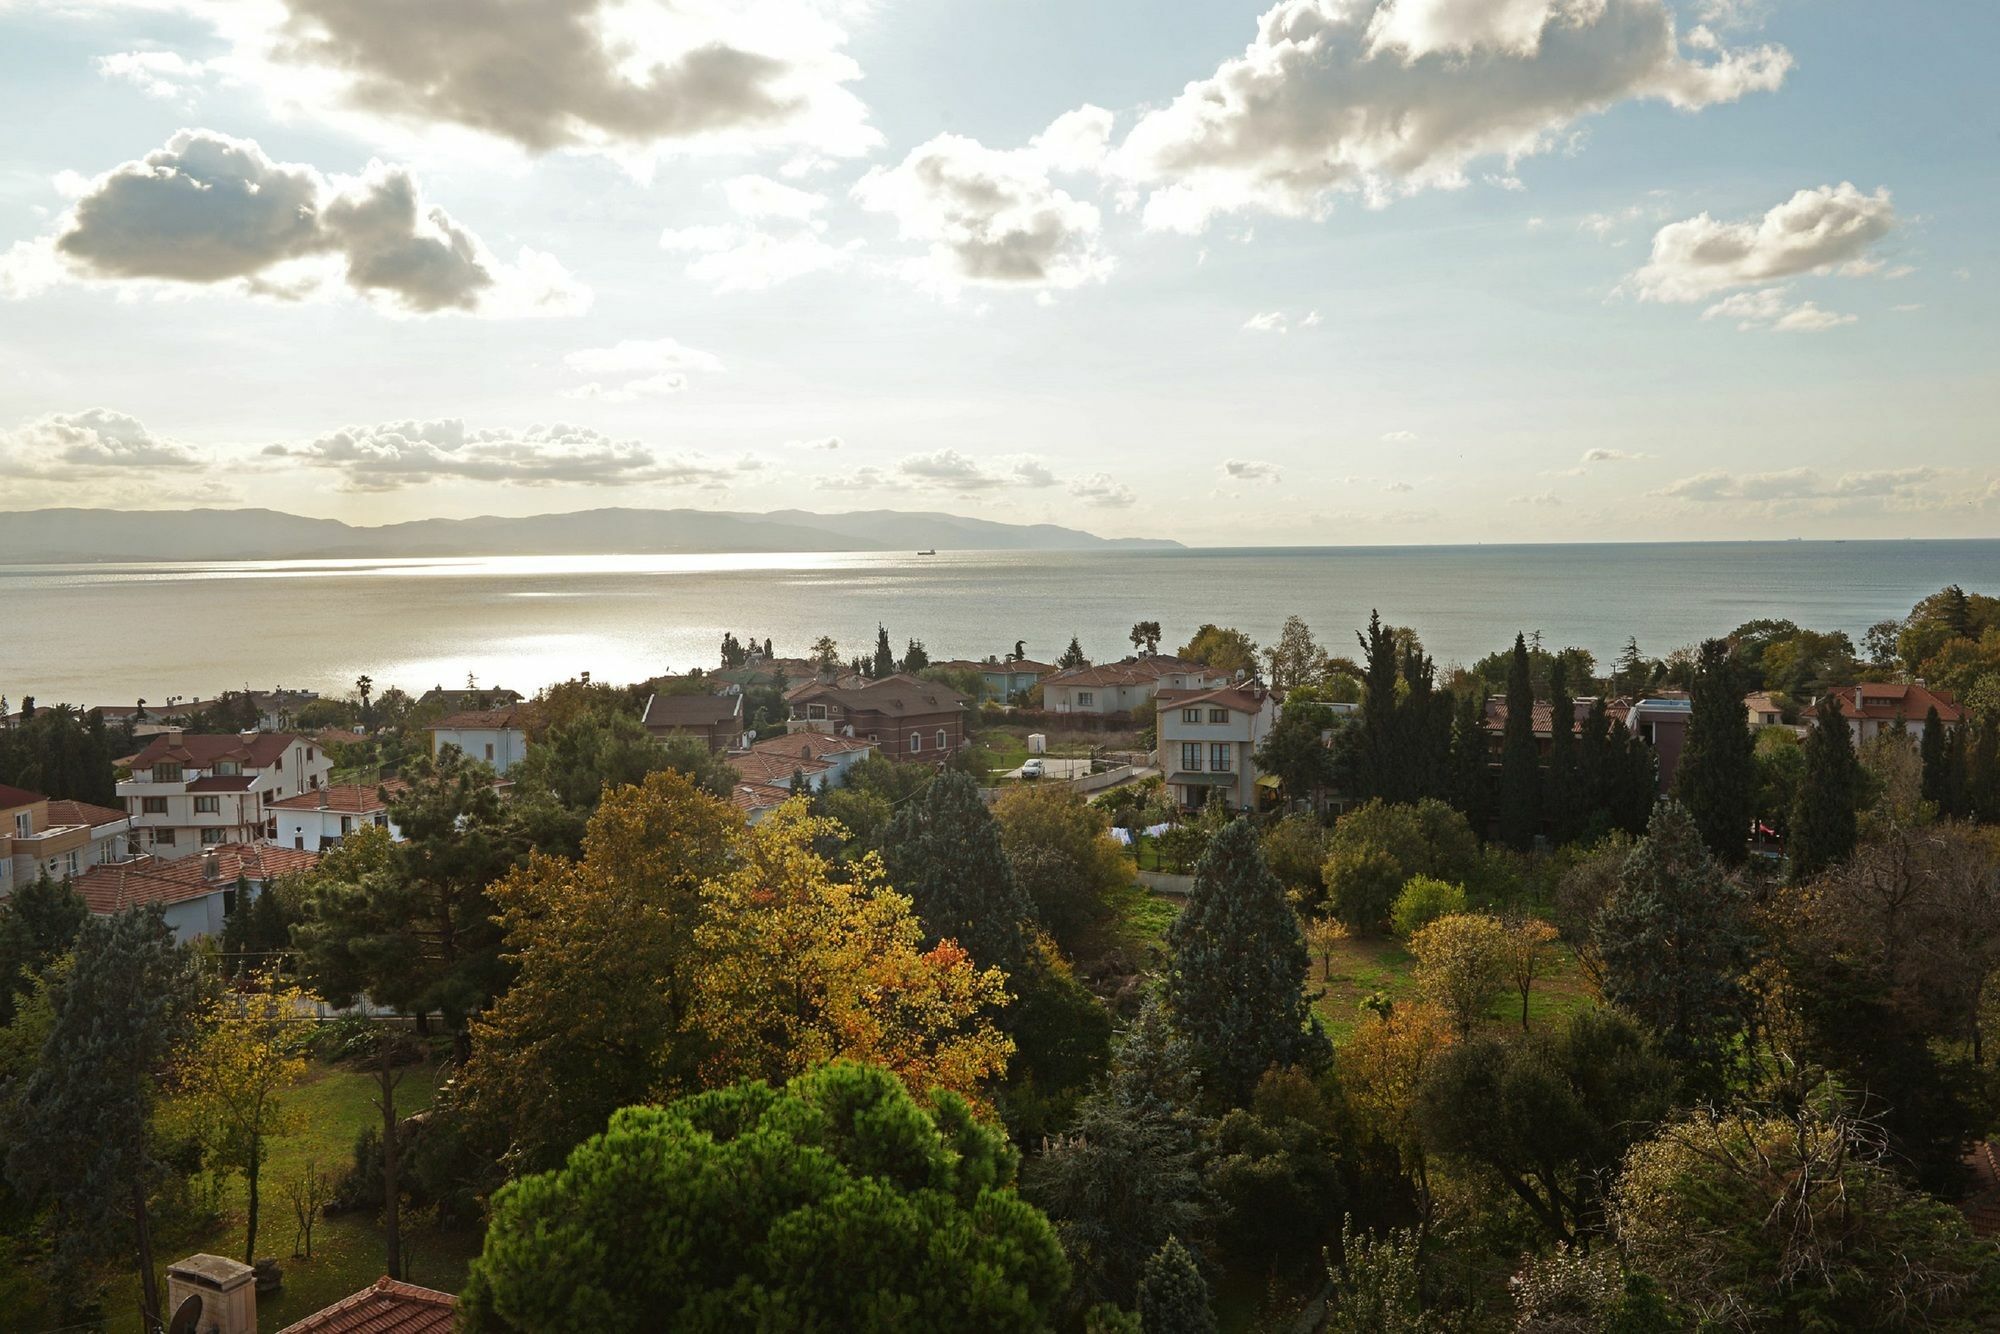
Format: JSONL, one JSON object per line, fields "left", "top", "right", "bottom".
{"left": 1610, "top": 718, "right": 1658, "bottom": 836}
{"left": 1790, "top": 694, "right": 1861, "bottom": 882}
{"left": 872, "top": 625, "right": 896, "bottom": 679}
{"left": 7, "top": 908, "right": 202, "bottom": 1329}
{"left": 1970, "top": 718, "right": 1999, "bottom": 823}
{"left": 1577, "top": 696, "right": 1610, "bottom": 832}
{"left": 1355, "top": 611, "right": 1399, "bottom": 803}
{"left": 1136, "top": 1236, "right": 1216, "bottom": 1334}
{"left": 1942, "top": 722, "right": 1971, "bottom": 819}
{"left": 1919, "top": 706, "right": 1948, "bottom": 811}
{"left": 1673, "top": 638, "right": 1754, "bottom": 865}
{"left": 1499, "top": 633, "right": 1540, "bottom": 851}
{"left": 1165, "top": 818, "right": 1327, "bottom": 1101}
{"left": 1448, "top": 689, "right": 1491, "bottom": 837}
{"left": 883, "top": 771, "right": 1035, "bottom": 971}
{"left": 1546, "top": 655, "right": 1579, "bottom": 845}
{"left": 1595, "top": 799, "right": 1752, "bottom": 1082}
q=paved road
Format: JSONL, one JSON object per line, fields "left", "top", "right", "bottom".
{"left": 1001, "top": 757, "right": 1094, "bottom": 780}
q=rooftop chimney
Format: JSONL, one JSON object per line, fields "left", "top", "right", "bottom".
{"left": 165, "top": 1254, "right": 256, "bottom": 1334}
{"left": 201, "top": 851, "right": 220, "bottom": 884}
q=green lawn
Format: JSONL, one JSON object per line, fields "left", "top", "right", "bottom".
{"left": 91, "top": 1058, "right": 481, "bottom": 1333}
{"left": 1310, "top": 934, "right": 1596, "bottom": 1043}
{"left": 969, "top": 728, "right": 1029, "bottom": 777}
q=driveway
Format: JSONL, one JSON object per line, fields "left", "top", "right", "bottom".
{"left": 1002, "top": 757, "right": 1094, "bottom": 781}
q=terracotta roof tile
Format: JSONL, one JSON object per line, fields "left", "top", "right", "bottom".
{"left": 266, "top": 781, "right": 407, "bottom": 813}
{"left": 731, "top": 781, "right": 795, "bottom": 813}
{"left": 130, "top": 732, "right": 300, "bottom": 770}
{"left": 276, "top": 1277, "right": 457, "bottom": 1334}
{"left": 0, "top": 784, "right": 44, "bottom": 809}
{"left": 749, "top": 732, "right": 875, "bottom": 762}
{"left": 731, "top": 751, "right": 832, "bottom": 785}
{"left": 430, "top": 706, "right": 535, "bottom": 731}
{"left": 1824, "top": 682, "right": 1963, "bottom": 724}
{"left": 72, "top": 844, "right": 319, "bottom": 916}
{"left": 45, "top": 798, "right": 128, "bottom": 829}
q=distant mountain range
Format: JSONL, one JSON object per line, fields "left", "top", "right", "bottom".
{"left": 0, "top": 507, "right": 1183, "bottom": 563}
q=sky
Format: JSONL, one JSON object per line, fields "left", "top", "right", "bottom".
{"left": 0, "top": 0, "right": 1994, "bottom": 547}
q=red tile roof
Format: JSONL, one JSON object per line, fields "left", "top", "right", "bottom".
{"left": 45, "top": 799, "right": 129, "bottom": 829}
{"left": 0, "top": 784, "right": 45, "bottom": 810}
{"left": 749, "top": 732, "right": 875, "bottom": 762}
{"left": 1157, "top": 686, "right": 1269, "bottom": 714}
{"left": 788, "top": 674, "right": 967, "bottom": 714}
{"left": 266, "top": 781, "right": 407, "bottom": 813}
{"left": 71, "top": 844, "right": 320, "bottom": 916}
{"left": 276, "top": 1277, "right": 457, "bottom": 1334}
{"left": 1482, "top": 697, "right": 1602, "bottom": 737}
{"left": 430, "top": 706, "right": 535, "bottom": 731}
{"left": 731, "top": 781, "right": 795, "bottom": 814}
{"left": 1824, "top": 682, "right": 1963, "bottom": 725}
{"left": 731, "top": 751, "right": 832, "bottom": 786}
{"left": 129, "top": 731, "right": 302, "bottom": 770}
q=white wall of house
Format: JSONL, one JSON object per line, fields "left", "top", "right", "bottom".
{"left": 1157, "top": 696, "right": 1278, "bottom": 811}
{"left": 1044, "top": 680, "right": 1156, "bottom": 715}
{"left": 432, "top": 726, "right": 526, "bottom": 775}
{"left": 271, "top": 807, "right": 401, "bottom": 852}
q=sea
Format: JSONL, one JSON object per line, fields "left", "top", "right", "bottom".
{"left": 3, "top": 540, "right": 1997, "bottom": 706}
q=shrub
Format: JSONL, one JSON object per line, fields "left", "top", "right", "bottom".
{"left": 1390, "top": 876, "right": 1465, "bottom": 937}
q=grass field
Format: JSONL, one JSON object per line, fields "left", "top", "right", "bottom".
{"left": 1310, "top": 933, "right": 1597, "bottom": 1042}
{"left": 87, "top": 1058, "right": 481, "bottom": 1333}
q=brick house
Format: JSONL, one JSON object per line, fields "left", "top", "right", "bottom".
{"left": 642, "top": 690, "right": 746, "bottom": 753}
{"left": 786, "top": 674, "right": 968, "bottom": 762}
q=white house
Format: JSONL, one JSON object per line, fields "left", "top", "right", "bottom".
{"left": 428, "top": 705, "right": 533, "bottom": 775}
{"left": 72, "top": 843, "right": 320, "bottom": 944}
{"left": 1155, "top": 685, "right": 1279, "bottom": 812}
{"left": 0, "top": 786, "right": 136, "bottom": 896}
{"left": 266, "top": 782, "right": 406, "bottom": 853}
{"left": 1041, "top": 655, "right": 1231, "bottom": 716}
{"left": 740, "top": 732, "right": 876, "bottom": 788}
{"left": 118, "top": 732, "right": 333, "bottom": 862}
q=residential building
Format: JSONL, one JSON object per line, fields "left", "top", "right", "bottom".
{"left": 729, "top": 780, "right": 796, "bottom": 825}
{"left": 72, "top": 843, "right": 319, "bottom": 943}
{"left": 1622, "top": 695, "right": 1692, "bottom": 793}
{"left": 642, "top": 690, "right": 746, "bottom": 752}
{"left": 1156, "top": 685, "right": 1279, "bottom": 811}
{"left": 1042, "top": 654, "right": 1229, "bottom": 715}
{"left": 0, "top": 785, "right": 135, "bottom": 896}
{"left": 429, "top": 705, "right": 533, "bottom": 775}
{"left": 1819, "top": 682, "right": 1964, "bottom": 746}
{"left": 1744, "top": 691, "right": 1787, "bottom": 729}
{"left": 786, "top": 673, "right": 968, "bottom": 761}
{"left": 743, "top": 731, "right": 876, "bottom": 786}
{"left": 118, "top": 732, "right": 332, "bottom": 861}
{"left": 266, "top": 781, "right": 406, "bottom": 852}
{"left": 932, "top": 657, "right": 1055, "bottom": 702}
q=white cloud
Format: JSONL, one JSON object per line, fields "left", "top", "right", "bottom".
{"left": 6, "top": 129, "right": 587, "bottom": 317}
{"left": 262, "top": 419, "right": 733, "bottom": 490}
{"left": 1582, "top": 447, "right": 1649, "bottom": 462}
{"left": 853, "top": 130, "right": 1110, "bottom": 292}
{"left": 1223, "top": 458, "right": 1282, "bottom": 482}
{"left": 96, "top": 50, "right": 211, "bottom": 100}
{"left": 1381, "top": 429, "right": 1419, "bottom": 443}
{"left": 1701, "top": 286, "right": 1855, "bottom": 333}
{"left": 64, "top": 0, "right": 879, "bottom": 170}
{"left": 789, "top": 435, "right": 842, "bottom": 451}
{"left": 1660, "top": 466, "right": 1939, "bottom": 505}
{"left": 561, "top": 337, "right": 722, "bottom": 401}
{"left": 1383, "top": 480, "right": 1415, "bottom": 493}
{"left": 1069, "top": 473, "right": 1137, "bottom": 508}
{"left": 1243, "top": 311, "right": 1288, "bottom": 333}
{"left": 894, "top": 449, "right": 1059, "bottom": 492}
{"left": 0, "top": 408, "right": 204, "bottom": 477}
{"left": 1030, "top": 105, "right": 1116, "bottom": 173}
{"left": 1635, "top": 183, "right": 1897, "bottom": 302}
{"left": 660, "top": 222, "right": 857, "bottom": 291}
{"left": 722, "top": 174, "right": 826, "bottom": 222}
{"left": 1110, "top": 0, "right": 1789, "bottom": 232}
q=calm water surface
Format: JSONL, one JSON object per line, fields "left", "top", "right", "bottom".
{"left": 3, "top": 541, "right": 1997, "bottom": 704}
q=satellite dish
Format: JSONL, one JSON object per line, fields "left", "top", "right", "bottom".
{"left": 167, "top": 1293, "right": 204, "bottom": 1334}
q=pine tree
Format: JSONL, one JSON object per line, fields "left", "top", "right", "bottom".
{"left": 1673, "top": 638, "right": 1754, "bottom": 865}
{"left": 1059, "top": 636, "right": 1089, "bottom": 670}
{"left": 1595, "top": 800, "right": 1752, "bottom": 1081}
{"left": 1614, "top": 637, "right": 1647, "bottom": 696}
{"left": 1546, "top": 655, "right": 1579, "bottom": 845}
{"left": 1448, "top": 689, "right": 1491, "bottom": 836}
{"left": 1499, "top": 633, "right": 1540, "bottom": 851}
{"left": 1790, "top": 694, "right": 1862, "bottom": 883}
{"left": 883, "top": 771, "right": 1035, "bottom": 971}
{"left": 1919, "top": 706, "right": 1948, "bottom": 810}
{"left": 7, "top": 908, "right": 202, "bottom": 1329}
{"left": 1164, "top": 818, "right": 1327, "bottom": 1100}
{"left": 873, "top": 624, "right": 896, "bottom": 679}
{"left": 1942, "top": 722, "right": 1971, "bottom": 819}
{"left": 1136, "top": 1236, "right": 1216, "bottom": 1334}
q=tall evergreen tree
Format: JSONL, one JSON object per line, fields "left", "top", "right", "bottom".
{"left": 1942, "top": 722, "right": 1972, "bottom": 819}
{"left": 1673, "top": 638, "right": 1754, "bottom": 865}
{"left": 1546, "top": 655, "right": 1580, "bottom": 845}
{"left": 1499, "top": 633, "right": 1540, "bottom": 851}
{"left": 1448, "top": 689, "right": 1492, "bottom": 836}
{"left": 1137, "top": 1236, "right": 1216, "bottom": 1334}
{"left": 1577, "top": 696, "right": 1611, "bottom": 832}
{"left": 1164, "top": 818, "right": 1327, "bottom": 1101}
{"left": 1059, "top": 636, "right": 1089, "bottom": 670}
{"left": 1355, "top": 611, "right": 1400, "bottom": 803}
{"left": 7, "top": 908, "right": 202, "bottom": 1329}
{"left": 1608, "top": 719, "right": 1658, "bottom": 836}
{"left": 1919, "top": 706, "right": 1949, "bottom": 811}
{"left": 0, "top": 872, "right": 87, "bottom": 1023}
{"left": 1790, "top": 694, "right": 1862, "bottom": 883}
{"left": 872, "top": 624, "right": 896, "bottom": 678}
{"left": 883, "top": 770, "right": 1035, "bottom": 971}
{"left": 1595, "top": 800, "right": 1753, "bottom": 1081}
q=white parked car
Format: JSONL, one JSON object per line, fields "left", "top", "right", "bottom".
{"left": 1020, "top": 758, "right": 1045, "bottom": 780}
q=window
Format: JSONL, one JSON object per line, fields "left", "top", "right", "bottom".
{"left": 341, "top": 816, "right": 354, "bottom": 835}
{"left": 937, "top": 729, "right": 948, "bottom": 751}
{"left": 484, "top": 743, "right": 495, "bottom": 761}
{"left": 200, "top": 828, "right": 225, "bottom": 846}
{"left": 11, "top": 812, "right": 28, "bottom": 838}
{"left": 64, "top": 851, "right": 79, "bottom": 875}
{"left": 153, "top": 828, "right": 176, "bottom": 846}
{"left": 306, "top": 747, "right": 315, "bottom": 761}
{"left": 1182, "top": 708, "right": 1201, "bottom": 723}
{"left": 142, "top": 797, "right": 168, "bottom": 815}
{"left": 908, "top": 733, "right": 923, "bottom": 754}
{"left": 1209, "top": 743, "right": 1233, "bottom": 772}
{"left": 295, "top": 835, "right": 306, "bottom": 850}
{"left": 273, "top": 755, "right": 283, "bottom": 771}
{"left": 1077, "top": 692, "right": 1095, "bottom": 707}
{"left": 309, "top": 774, "right": 321, "bottom": 790}
{"left": 807, "top": 703, "right": 828, "bottom": 720}
{"left": 217, "top": 760, "right": 240, "bottom": 776}
{"left": 1180, "top": 742, "right": 1202, "bottom": 771}
{"left": 194, "top": 796, "right": 220, "bottom": 814}
{"left": 154, "top": 762, "right": 182, "bottom": 782}
{"left": 1209, "top": 708, "right": 1229, "bottom": 724}
{"left": 868, "top": 733, "right": 879, "bottom": 743}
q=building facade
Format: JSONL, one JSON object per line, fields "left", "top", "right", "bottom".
{"left": 118, "top": 732, "right": 332, "bottom": 861}
{"left": 641, "top": 690, "right": 746, "bottom": 752}
{"left": 72, "top": 843, "right": 320, "bottom": 943}
{"left": 786, "top": 674, "right": 968, "bottom": 762}
{"left": 1156, "top": 686, "right": 1278, "bottom": 811}
{"left": 0, "top": 785, "right": 135, "bottom": 895}
{"left": 428, "top": 706, "right": 532, "bottom": 775}
{"left": 1042, "top": 655, "right": 1230, "bottom": 716}
{"left": 1821, "top": 682, "right": 1964, "bottom": 746}
{"left": 266, "top": 782, "right": 405, "bottom": 852}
